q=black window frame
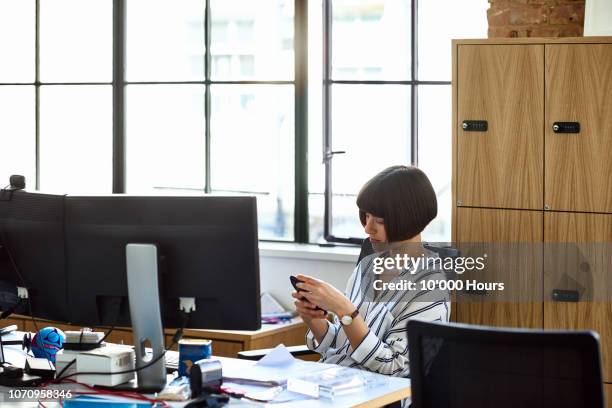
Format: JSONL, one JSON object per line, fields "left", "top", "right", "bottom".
{"left": 1, "top": 0, "right": 455, "bottom": 246}
{"left": 322, "top": 0, "right": 451, "bottom": 244}
{"left": 1, "top": 0, "right": 308, "bottom": 243}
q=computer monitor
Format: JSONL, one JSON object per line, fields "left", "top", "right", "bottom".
{"left": 64, "top": 195, "right": 261, "bottom": 330}
{"left": 407, "top": 320, "right": 605, "bottom": 408}
{"left": 0, "top": 190, "right": 69, "bottom": 322}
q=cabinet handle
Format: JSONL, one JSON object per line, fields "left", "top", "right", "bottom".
{"left": 552, "top": 289, "right": 579, "bottom": 302}
{"left": 552, "top": 122, "right": 580, "bottom": 133}
{"left": 462, "top": 120, "right": 487, "bottom": 132}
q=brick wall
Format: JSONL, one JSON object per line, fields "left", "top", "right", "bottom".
{"left": 488, "top": 0, "right": 585, "bottom": 38}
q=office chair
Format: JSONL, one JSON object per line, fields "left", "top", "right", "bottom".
{"left": 407, "top": 320, "right": 605, "bottom": 408}
{"left": 237, "top": 238, "right": 458, "bottom": 361}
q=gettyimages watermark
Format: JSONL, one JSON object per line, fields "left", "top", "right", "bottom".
{"left": 360, "top": 242, "right": 612, "bottom": 303}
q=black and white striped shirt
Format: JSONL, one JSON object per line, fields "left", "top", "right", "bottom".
{"left": 305, "top": 251, "right": 450, "bottom": 379}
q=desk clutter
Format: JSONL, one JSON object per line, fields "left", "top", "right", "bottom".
{"left": 1, "top": 325, "right": 394, "bottom": 406}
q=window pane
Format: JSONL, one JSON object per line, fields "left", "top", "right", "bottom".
{"left": 0, "top": 86, "right": 35, "bottom": 188}
{"left": 126, "top": 85, "right": 205, "bottom": 193}
{"left": 418, "top": 85, "right": 451, "bottom": 242}
{"left": 331, "top": 84, "right": 411, "bottom": 238}
{"left": 40, "top": 0, "right": 112, "bottom": 82}
{"left": 418, "top": 0, "right": 488, "bottom": 81}
{"left": 210, "top": 0, "right": 294, "bottom": 81}
{"left": 39, "top": 86, "right": 112, "bottom": 193}
{"left": 127, "top": 0, "right": 205, "bottom": 81}
{"left": 0, "top": 1, "right": 34, "bottom": 82}
{"left": 332, "top": 0, "right": 411, "bottom": 81}
{"left": 210, "top": 85, "right": 294, "bottom": 240}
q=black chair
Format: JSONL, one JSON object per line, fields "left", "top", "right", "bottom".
{"left": 407, "top": 320, "right": 605, "bottom": 408}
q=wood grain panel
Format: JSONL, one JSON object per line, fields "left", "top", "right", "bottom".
{"left": 606, "top": 383, "right": 612, "bottom": 408}
{"left": 209, "top": 340, "right": 243, "bottom": 358}
{"left": 457, "top": 45, "right": 544, "bottom": 209}
{"left": 1, "top": 317, "right": 24, "bottom": 331}
{"left": 455, "top": 208, "right": 543, "bottom": 328}
{"left": 545, "top": 44, "right": 612, "bottom": 213}
{"left": 544, "top": 212, "right": 612, "bottom": 383}
{"left": 454, "top": 38, "right": 612, "bottom": 46}
{"left": 248, "top": 324, "right": 307, "bottom": 351}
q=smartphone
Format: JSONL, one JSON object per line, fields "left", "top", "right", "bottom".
{"left": 290, "top": 276, "right": 327, "bottom": 314}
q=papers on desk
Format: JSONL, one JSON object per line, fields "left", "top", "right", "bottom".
{"left": 216, "top": 344, "right": 329, "bottom": 403}
{"left": 219, "top": 344, "right": 326, "bottom": 387}
{"left": 219, "top": 344, "right": 389, "bottom": 402}
{"left": 255, "top": 342, "right": 296, "bottom": 367}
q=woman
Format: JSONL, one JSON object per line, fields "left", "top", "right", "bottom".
{"left": 293, "top": 165, "right": 450, "bottom": 377}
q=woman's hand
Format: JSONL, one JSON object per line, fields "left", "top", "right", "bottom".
{"left": 292, "top": 291, "right": 327, "bottom": 322}
{"left": 294, "top": 274, "right": 355, "bottom": 317}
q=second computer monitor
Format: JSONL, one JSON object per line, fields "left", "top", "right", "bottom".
{"left": 65, "top": 195, "right": 261, "bottom": 330}
{"left": 0, "top": 191, "right": 69, "bottom": 322}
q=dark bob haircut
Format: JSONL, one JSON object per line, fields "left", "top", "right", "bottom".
{"left": 356, "top": 165, "right": 437, "bottom": 242}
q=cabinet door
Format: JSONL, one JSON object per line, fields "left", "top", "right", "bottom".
{"left": 544, "top": 212, "right": 612, "bottom": 383}
{"left": 455, "top": 208, "right": 543, "bottom": 328}
{"left": 545, "top": 44, "right": 612, "bottom": 213}
{"left": 457, "top": 45, "right": 544, "bottom": 210}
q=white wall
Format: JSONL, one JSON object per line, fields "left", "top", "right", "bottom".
{"left": 258, "top": 243, "right": 359, "bottom": 310}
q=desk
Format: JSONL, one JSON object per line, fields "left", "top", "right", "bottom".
{"left": 0, "top": 332, "right": 411, "bottom": 408}
{"left": 166, "top": 318, "right": 309, "bottom": 358}
{"left": 6, "top": 316, "right": 309, "bottom": 359}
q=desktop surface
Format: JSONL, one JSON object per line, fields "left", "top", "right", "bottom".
{"left": 0, "top": 331, "right": 411, "bottom": 408}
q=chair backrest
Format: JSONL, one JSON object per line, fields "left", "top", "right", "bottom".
{"left": 356, "top": 237, "right": 374, "bottom": 265}
{"left": 407, "top": 320, "right": 605, "bottom": 408}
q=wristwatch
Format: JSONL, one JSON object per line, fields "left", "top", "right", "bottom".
{"left": 340, "top": 309, "right": 360, "bottom": 326}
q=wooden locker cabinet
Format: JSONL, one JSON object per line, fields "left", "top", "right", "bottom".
{"left": 453, "top": 37, "right": 612, "bottom": 385}
{"left": 455, "top": 208, "right": 543, "bottom": 329}
{"left": 544, "top": 212, "right": 612, "bottom": 383}
{"left": 456, "top": 45, "right": 544, "bottom": 210}
{"left": 545, "top": 44, "right": 612, "bottom": 214}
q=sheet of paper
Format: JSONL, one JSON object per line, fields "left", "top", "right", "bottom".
{"left": 260, "top": 292, "right": 287, "bottom": 314}
{"left": 223, "top": 381, "right": 314, "bottom": 403}
{"left": 255, "top": 344, "right": 295, "bottom": 367}
{"left": 218, "top": 356, "right": 331, "bottom": 385}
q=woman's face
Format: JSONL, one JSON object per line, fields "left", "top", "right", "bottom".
{"left": 364, "top": 213, "right": 387, "bottom": 244}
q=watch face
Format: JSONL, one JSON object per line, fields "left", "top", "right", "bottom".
{"left": 341, "top": 315, "right": 353, "bottom": 326}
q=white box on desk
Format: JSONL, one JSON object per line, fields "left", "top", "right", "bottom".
{"left": 76, "top": 347, "right": 135, "bottom": 386}
{"left": 55, "top": 350, "right": 79, "bottom": 378}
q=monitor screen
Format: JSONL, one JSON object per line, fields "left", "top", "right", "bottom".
{"left": 64, "top": 195, "right": 261, "bottom": 330}
{"left": 0, "top": 191, "right": 69, "bottom": 322}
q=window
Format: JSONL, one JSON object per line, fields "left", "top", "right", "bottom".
{"left": 0, "top": 0, "right": 112, "bottom": 194}
{"left": 310, "top": 0, "right": 488, "bottom": 244}
{"left": 126, "top": 0, "right": 295, "bottom": 241}
{"left": 1, "top": 0, "right": 487, "bottom": 245}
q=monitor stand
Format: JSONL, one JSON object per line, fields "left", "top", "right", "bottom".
{"left": 109, "top": 243, "right": 166, "bottom": 392}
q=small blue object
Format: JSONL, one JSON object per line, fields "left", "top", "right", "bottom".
{"left": 178, "top": 339, "right": 212, "bottom": 376}
{"left": 64, "top": 396, "right": 150, "bottom": 407}
{"left": 31, "top": 326, "right": 65, "bottom": 363}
